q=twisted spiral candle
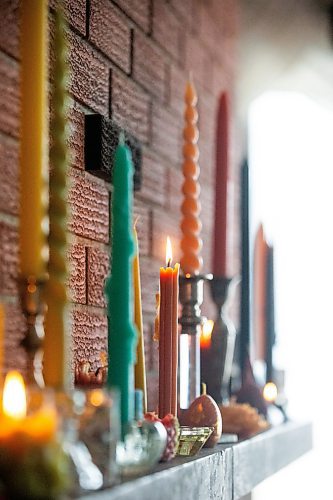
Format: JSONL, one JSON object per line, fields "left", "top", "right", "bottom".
{"left": 180, "top": 79, "right": 203, "bottom": 276}
{"left": 44, "top": 8, "right": 70, "bottom": 388}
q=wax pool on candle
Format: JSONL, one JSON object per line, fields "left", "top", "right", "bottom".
{"left": 106, "top": 136, "right": 138, "bottom": 434}
{"left": 19, "top": 0, "right": 48, "bottom": 279}
{"left": 158, "top": 237, "right": 179, "bottom": 418}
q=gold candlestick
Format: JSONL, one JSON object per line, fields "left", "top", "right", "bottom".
{"left": 44, "top": 7, "right": 70, "bottom": 389}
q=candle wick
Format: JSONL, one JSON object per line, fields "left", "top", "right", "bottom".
{"left": 119, "top": 131, "right": 125, "bottom": 146}
{"left": 167, "top": 259, "right": 171, "bottom": 268}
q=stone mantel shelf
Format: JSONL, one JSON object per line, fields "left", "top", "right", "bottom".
{"left": 81, "top": 421, "right": 312, "bottom": 500}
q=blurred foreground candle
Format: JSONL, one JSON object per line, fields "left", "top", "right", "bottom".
{"left": 44, "top": 7, "right": 70, "bottom": 389}
{"left": 0, "top": 371, "right": 69, "bottom": 499}
{"left": 213, "top": 93, "right": 229, "bottom": 276}
{"left": 133, "top": 224, "right": 147, "bottom": 413}
{"left": 200, "top": 319, "right": 214, "bottom": 350}
{"left": 106, "top": 135, "right": 138, "bottom": 435}
{"left": 158, "top": 237, "right": 179, "bottom": 417}
{"left": 19, "top": 0, "right": 49, "bottom": 279}
{"left": 180, "top": 78, "right": 203, "bottom": 276}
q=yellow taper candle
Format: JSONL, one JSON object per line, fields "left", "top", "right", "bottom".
{"left": 44, "top": 8, "right": 70, "bottom": 389}
{"left": 133, "top": 224, "right": 147, "bottom": 413}
{"left": 19, "top": 0, "right": 49, "bottom": 278}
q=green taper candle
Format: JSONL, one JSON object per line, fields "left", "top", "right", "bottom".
{"left": 106, "top": 134, "right": 138, "bottom": 435}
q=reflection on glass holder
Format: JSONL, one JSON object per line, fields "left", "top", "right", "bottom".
{"left": 69, "top": 388, "right": 121, "bottom": 493}
{"left": 177, "top": 426, "right": 214, "bottom": 456}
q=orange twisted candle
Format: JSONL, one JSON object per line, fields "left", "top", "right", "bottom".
{"left": 180, "top": 79, "right": 203, "bottom": 276}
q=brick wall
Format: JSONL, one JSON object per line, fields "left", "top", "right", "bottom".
{"left": 0, "top": 0, "right": 239, "bottom": 410}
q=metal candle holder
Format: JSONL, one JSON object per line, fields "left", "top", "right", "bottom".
{"left": 201, "top": 276, "right": 237, "bottom": 404}
{"left": 178, "top": 273, "right": 212, "bottom": 409}
{"left": 19, "top": 275, "right": 47, "bottom": 387}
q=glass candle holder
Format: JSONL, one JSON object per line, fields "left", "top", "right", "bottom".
{"left": 71, "top": 388, "right": 120, "bottom": 491}
{"left": 0, "top": 372, "right": 70, "bottom": 500}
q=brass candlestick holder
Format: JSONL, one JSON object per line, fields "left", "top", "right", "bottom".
{"left": 19, "top": 275, "right": 47, "bottom": 387}
{"left": 201, "top": 276, "right": 237, "bottom": 404}
{"left": 179, "top": 274, "right": 212, "bottom": 409}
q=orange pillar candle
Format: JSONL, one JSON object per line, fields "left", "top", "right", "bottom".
{"left": 19, "top": 0, "right": 48, "bottom": 279}
{"left": 133, "top": 225, "right": 147, "bottom": 413}
{"left": 180, "top": 78, "right": 203, "bottom": 276}
{"left": 158, "top": 238, "right": 179, "bottom": 418}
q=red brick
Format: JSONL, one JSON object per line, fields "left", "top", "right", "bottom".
{"left": 169, "top": 64, "right": 187, "bottom": 115}
{"left": 151, "top": 103, "right": 181, "bottom": 164}
{"left": 153, "top": 0, "right": 182, "bottom": 61}
{"left": 90, "top": 0, "right": 131, "bottom": 74}
{"left": 68, "top": 31, "right": 109, "bottom": 114}
{"left": 0, "top": 137, "right": 19, "bottom": 215}
{"left": 140, "top": 256, "right": 160, "bottom": 315}
{"left": 133, "top": 32, "right": 166, "bottom": 101}
{"left": 112, "top": 70, "right": 150, "bottom": 144}
{"left": 166, "top": 166, "right": 183, "bottom": 214}
{"left": 68, "top": 242, "right": 86, "bottom": 304}
{"left": 68, "top": 169, "right": 109, "bottom": 243}
{"left": 142, "top": 321, "right": 153, "bottom": 370}
{"left": 87, "top": 247, "right": 109, "bottom": 307}
{"left": 72, "top": 308, "right": 108, "bottom": 372}
{"left": 147, "top": 371, "right": 159, "bottom": 412}
{"left": 113, "top": 0, "right": 151, "bottom": 33}
{"left": 168, "top": 0, "right": 194, "bottom": 24}
{"left": 0, "top": 0, "right": 19, "bottom": 59}
{"left": 4, "top": 303, "right": 27, "bottom": 375}
{"left": 50, "top": 0, "right": 86, "bottom": 35}
{"left": 69, "top": 106, "right": 85, "bottom": 170}
{"left": 151, "top": 207, "right": 181, "bottom": 262}
{"left": 0, "top": 222, "right": 19, "bottom": 296}
{"left": 185, "top": 35, "right": 213, "bottom": 93}
{"left": 136, "top": 149, "right": 167, "bottom": 207}
{"left": 133, "top": 198, "right": 151, "bottom": 257}
{"left": 198, "top": 91, "right": 216, "bottom": 184}
{"left": 0, "top": 53, "right": 19, "bottom": 138}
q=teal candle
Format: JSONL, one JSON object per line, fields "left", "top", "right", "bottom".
{"left": 106, "top": 134, "right": 138, "bottom": 435}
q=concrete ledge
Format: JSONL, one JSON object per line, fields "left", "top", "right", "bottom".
{"left": 81, "top": 421, "right": 312, "bottom": 500}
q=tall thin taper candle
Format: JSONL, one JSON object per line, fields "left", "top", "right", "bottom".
{"left": 19, "top": 0, "right": 48, "bottom": 278}
{"left": 133, "top": 225, "right": 147, "bottom": 413}
{"left": 106, "top": 135, "right": 137, "bottom": 435}
{"left": 44, "top": 8, "right": 70, "bottom": 389}
{"left": 180, "top": 78, "right": 203, "bottom": 276}
{"left": 213, "top": 92, "right": 229, "bottom": 276}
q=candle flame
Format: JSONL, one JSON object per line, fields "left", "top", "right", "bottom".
{"left": 3, "top": 371, "right": 27, "bottom": 419}
{"left": 263, "top": 382, "right": 278, "bottom": 403}
{"left": 200, "top": 319, "right": 214, "bottom": 349}
{"left": 166, "top": 236, "right": 172, "bottom": 267}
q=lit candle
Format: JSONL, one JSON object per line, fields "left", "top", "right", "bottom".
{"left": 180, "top": 78, "right": 203, "bottom": 276}
{"left": 0, "top": 372, "right": 68, "bottom": 498}
{"left": 19, "top": 0, "right": 49, "bottom": 279}
{"left": 0, "top": 371, "right": 57, "bottom": 446}
{"left": 200, "top": 319, "right": 214, "bottom": 350}
{"left": 213, "top": 92, "right": 229, "bottom": 276}
{"left": 105, "top": 135, "right": 138, "bottom": 434}
{"left": 44, "top": 7, "right": 70, "bottom": 389}
{"left": 0, "top": 304, "right": 3, "bottom": 383}
{"left": 133, "top": 224, "right": 147, "bottom": 413}
{"left": 159, "top": 237, "right": 179, "bottom": 417}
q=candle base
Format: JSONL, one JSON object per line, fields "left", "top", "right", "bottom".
{"left": 19, "top": 275, "right": 48, "bottom": 387}
{"left": 179, "top": 274, "right": 212, "bottom": 409}
{"left": 201, "top": 275, "right": 238, "bottom": 404}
